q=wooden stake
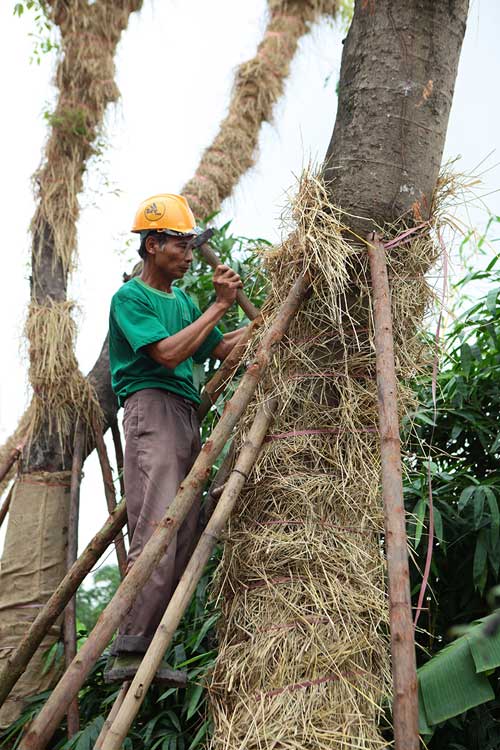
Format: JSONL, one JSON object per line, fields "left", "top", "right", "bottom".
{"left": 0, "top": 500, "right": 127, "bottom": 709}
{"left": 110, "top": 420, "right": 125, "bottom": 500}
{"left": 63, "top": 423, "right": 85, "bottom": 737}
{"left": 367, "top": 233, "right": 418, "bottom": 750}
{"left": 0, "top": 443, "right": 23, "bottom": 487}
{"left": 101, "top": 399, "right": 277, "bottom": 749}
{"left": 93, "top": 682, "right": 130, "bottom": 750}
{"left": 93, "top": 422, "right": 127, "bottom": 578}
{"left": 19, "top": 272, "right": 308, "bottom": 750}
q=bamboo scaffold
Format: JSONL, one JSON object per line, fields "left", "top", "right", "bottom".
{"left": 19, "top": 272, "right": 309, "bottom": 750}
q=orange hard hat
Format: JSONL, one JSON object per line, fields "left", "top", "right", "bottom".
{"left": 131, "top": 194, "right": 197, "bottom": 236}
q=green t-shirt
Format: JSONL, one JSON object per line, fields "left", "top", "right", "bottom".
{"left": 109, "top": 277, "right": 223, "bottom": 406}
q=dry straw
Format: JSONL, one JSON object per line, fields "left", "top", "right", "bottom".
{"left": 182, "top": 0, "right": 348, "bottom": 220}
{"left": 209, "top": 171, "right": 446, "bottom": 748}
{"left": 24, "top": 300, "right": 102, "bottom": 448}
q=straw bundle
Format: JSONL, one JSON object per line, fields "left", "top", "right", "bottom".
{"left": 32, "top": 0, "right": 142, "bottom": 273}
{"left": 182, "top": 0, "right": 348, "bottom": 219}
{"left": 24, "top": 300, "right": 102, "bottom": 447}
{"left": 209, "top": 171, "right": 442, "bottom": 748}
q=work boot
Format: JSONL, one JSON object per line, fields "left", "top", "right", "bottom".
{"left": 104, "top": 652, "right": 187, "bottom": 687}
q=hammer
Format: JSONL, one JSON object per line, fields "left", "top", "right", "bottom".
{"left": 189, "top": 228, "right": 260, "bottom": 321}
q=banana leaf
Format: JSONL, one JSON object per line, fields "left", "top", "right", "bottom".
{"left": 418, "top": 613, "right": 500, "bottom": 731}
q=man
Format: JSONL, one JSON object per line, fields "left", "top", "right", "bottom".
{"left": 105, "top": 193, "right": 244, "bottom": 682}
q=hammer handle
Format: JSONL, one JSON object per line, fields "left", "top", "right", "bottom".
{"left": 199, "top": 243, "right": 260, "bottom": 321}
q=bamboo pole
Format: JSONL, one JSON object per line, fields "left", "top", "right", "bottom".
{"left": 0, "top": 484, "right": 14, "bottom": 529}
{"left": 63, "top": 423, "right": 85, "bottom": 737}
{"left": 198, "top": 241, "right": 260, "bottom": 321}
{"left": 101, "top": 399, "right": 277, "bottom": 749}
{"left": 198, "top": 316, "right": 261, "bottom": 420}
{"left": 0, "top": 443, "right": 22, "bottom": 487}
{"left": 110, "top": 420, "right": 125, "bottom": 500}
{"left": 93, "top": 422, "right": 127, "bottom": 578}
{"left": 20, "top": 272, "right": 308, "bottom": 750}
{"left": 367, "top": 233, "right": 418, "bottom": 750}
{"left": 198, "top": 441, "right": 236, "bottom": 531}
{"left": 93, "top": 682, "right": 130, "bottom": 750}
{"left": 0, "top": 500, "right": 127, "bottom": 710}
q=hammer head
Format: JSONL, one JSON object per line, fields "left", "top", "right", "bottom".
{"left": 189, "top": 227, "right": 215, "bottom": 249}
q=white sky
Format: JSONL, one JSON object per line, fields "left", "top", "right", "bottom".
{"left": 1, "top": 0, "right": 499, "bottom": 560}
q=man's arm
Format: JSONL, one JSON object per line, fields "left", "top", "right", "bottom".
{"left": 211, "top": 327, "right": 248, "bottom": 361}
{"left": 145, "top": 265, "right": 242, "bottom": 370}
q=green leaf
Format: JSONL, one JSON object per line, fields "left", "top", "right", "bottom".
{"left": 418, "top": 624, "right": 495, "bottom": 727}
{"left": 458, "top": 486, "right": 476, "bottom": 512}
{"left": 484, "top": 487, "right": 500, "bottom": 544}
{"left": 185, "top": 683, "right": 204, "bottom": 720}
{"left": 413, "top": 498, "right": 426, "bottom": 549}
{"left": 433, "top": 506, "right": 444, "bottom": 545}
{"left": 473, "top": 529, "right": 488, "bottom": 592}
{"left": 187, "top": 721, "right": 209, "bottom": 750}
{"left": 486, "top": 287, "right": 500, "bottom": 315}
{"left": 473, "top": 487, "right": 486, "bottom": 530}
{"left": 460, "top": 343, "right": 473, "bottom": 377}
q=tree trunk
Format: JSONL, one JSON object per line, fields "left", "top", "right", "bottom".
{"left": 209, "top": 1, "right": 469, "bottom": 748}
{"left": 0, "top": 0, "right": 142, "bottom": 725}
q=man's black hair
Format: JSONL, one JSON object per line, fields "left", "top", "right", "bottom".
{"left": 138, "top": 231, "right": 168, "bottom": 260}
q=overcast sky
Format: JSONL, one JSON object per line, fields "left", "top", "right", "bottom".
{"left": 1, "top": 0, "right": 499, "bottom": 558}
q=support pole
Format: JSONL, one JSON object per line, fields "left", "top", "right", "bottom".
{"left": 93, "top": 422, "right": 127, "bottom": 578}
{"left": 0, "top": 443, "right": 23, "bottom": 487}
{"left": 0, "top": 501, "right": 127, "bottom": 709}
{"left": 110, "top": 420, "right": 125, "bottom": 500}
{"left": 367, "top": 233, "right": 418, "bottom": 750}
{"left": 63, "top": 423, "right": 85, "bottom": 737}
{"left": 0, "top": 484, "right": 14, "bottom": 529}
{"left": 101, "top": 399, "right": 277, "bottom": 750}
{"left": 20, "top": 272, "right": 308, "bottom": 750}
{"left": 93, "top": 682, "right": 130, "bottom": 750}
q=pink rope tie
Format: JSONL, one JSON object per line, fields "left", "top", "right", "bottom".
{"left": 258, "top": 520, "right": 377, "bottom": 535}
{"left": 265, "top": 427, "right": 377, "bottom": 442}
{"left": 255, "top": 670, "right": 369, "bottom": 700}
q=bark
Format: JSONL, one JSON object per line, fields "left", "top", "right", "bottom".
{"left": 19, "top": 274, "right": 308, "bottom": 750}
{"left": 321, "top": 1, "right": 468, "bottom": 744}
{"left": 325, "top": 0, "right": 468, "bottom": 234}
{"left": 101, "top": 400, "right": 277, "bottom": 750}
{"left": 0, "top": 1, "right": 142, "bottom": 719}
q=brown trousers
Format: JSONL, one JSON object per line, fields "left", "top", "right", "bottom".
{"left": 113, "top": 388, "right": 201, "bottom": 654}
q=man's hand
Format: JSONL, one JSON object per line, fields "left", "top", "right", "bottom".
{"left": 213, "top": 264, "right": 243, "bottom": 308}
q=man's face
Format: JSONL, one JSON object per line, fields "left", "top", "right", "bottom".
{"left": 147, "top": 235, "right": 194, "bottom": 279}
